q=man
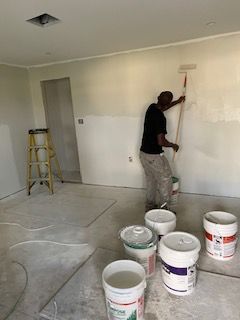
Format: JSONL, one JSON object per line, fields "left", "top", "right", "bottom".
{"left": 140, "top": 91, "right": 185, "bottom": 211}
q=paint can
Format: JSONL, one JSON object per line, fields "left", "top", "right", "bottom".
{"left": 119, "top": 225, "right": 157, "bottom": 278}
{"left": 171, "top": 176, "right": 179, "bottom": 205}
{"left": 203, "top": 211, "right": 238, "bottom": 260}
{"left": 159, "top": 231, "right": 201, "bottom": 296}
{"left": 144, "top": 209, "right": 176, "bottom": 257}
{"left": 102, "top": 260, "right": 146, "bottom": 320}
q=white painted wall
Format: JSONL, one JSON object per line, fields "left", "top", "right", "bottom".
{"left": 75, "top": 116, "right": 145, "bottom": 187}
{"left": 29, "top": 33, "right": 240, "bottom": 197}
{"left": 0, "top": 65, "right": 34, "bottom": 199}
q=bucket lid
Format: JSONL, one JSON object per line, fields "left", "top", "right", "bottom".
{"left": 160, "top": 231, "right": 201, "bottom": 257}
{"left": 145, "top": 209, "right": 176, "bottom": 224}
{"left": 119, "top": 225, "right": 156, "bottom": 249}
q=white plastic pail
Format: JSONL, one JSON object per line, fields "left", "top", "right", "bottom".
{"left": 159, "top": 232, "right": 201, "bottom": 296}
{"left": 203, "top": 211, "right": 238, "bottom": 260}
{"left": 119, "top": 225, "right": 157, "bottom": 278}
{"left": 145, "top": 209, "right": 176, "bottom": 256}
{"left": 102, "top": 260, "right": 146, "bottom": 320}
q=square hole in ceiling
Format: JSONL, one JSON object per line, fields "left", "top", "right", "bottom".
{"left": 26, "top": 13, "right": 60, "bottom": 27}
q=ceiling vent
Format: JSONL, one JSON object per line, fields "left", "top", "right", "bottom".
{"left": 26, "top": 13, "right": 60, "bottom": 27}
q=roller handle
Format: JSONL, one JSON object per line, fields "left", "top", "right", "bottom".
{"left": 172, "top": 74, "right": 187, "bottom": 162}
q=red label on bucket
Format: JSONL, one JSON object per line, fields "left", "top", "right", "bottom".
{"left": 127, "top": 252, "right": 156, "bottom": 277}
{"left": 205, "top": 231, "right": 212, "bottom": 241}
{"left": 223, "top": 235, "right": 236, "bottom": 243}
{"left": 205, "top": 231, "right": 237, "bottom": 259}
{"left": 107, "top": 294, "right": 144, "bottom": 320}
{"left": 148, "top": 254, "right": 155, "bottom": 276}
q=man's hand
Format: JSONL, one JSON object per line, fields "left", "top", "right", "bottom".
{"left": 161, "top": 96, "right": 185, "bottom": 111}
{"left": 172, "top": 144, "right": 179, "bottom": 152}
{"left": 178, "top": 96, "right": 185, "bottom": 103}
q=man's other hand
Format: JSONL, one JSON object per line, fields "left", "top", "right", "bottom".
{"left": 178, "top": 96, "right": 185, "bottom": 103}
{"left": 172, "top": 144, "right": 179, "bottom": 152}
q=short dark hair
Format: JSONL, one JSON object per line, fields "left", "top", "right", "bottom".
{"left": 159, "top": 91, "right": 173, "bottom": 100}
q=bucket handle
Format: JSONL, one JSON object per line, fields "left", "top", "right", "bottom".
{"left": 144, "top": 280, "right": 147, "bottom": 289}
{"left": 178, "top": 238, "right": 193, "bottom": 245}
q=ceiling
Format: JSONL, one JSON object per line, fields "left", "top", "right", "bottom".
{"left": 1, "top": 0, "right": 240, "bottom": 66}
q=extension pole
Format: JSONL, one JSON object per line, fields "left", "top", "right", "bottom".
{"left": 172, "top": 73, "right": 187, "bottom": 161}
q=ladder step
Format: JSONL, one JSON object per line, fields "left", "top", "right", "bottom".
{"left": 28, "top": 145, "right": 47, "bottom": 149}
{"left": 29, "top": 128, "right": 48, "bottom": 134}
{"left": 28, "top": 177, "right": 49, "bottom": 181}
{"left": 29, "top": 161, "right": 48, "bottom": 165}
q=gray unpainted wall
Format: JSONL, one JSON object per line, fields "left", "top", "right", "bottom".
{"left": 0, "top": 65, "right": 34, "bottom": 199}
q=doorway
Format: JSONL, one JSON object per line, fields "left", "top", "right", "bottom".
{"left": 41, "top": 77, "right": 81, "bottom": 182}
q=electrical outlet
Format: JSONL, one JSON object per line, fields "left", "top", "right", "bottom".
{"left": 78, "top": 118, "right": 84, "bottom": 124}
{"left": 128, "top": 156, "right": 133, "bottom": 162}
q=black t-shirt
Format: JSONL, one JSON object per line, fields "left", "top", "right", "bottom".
{"left": 140, "top": 104, "right": 167, "bottom": 154}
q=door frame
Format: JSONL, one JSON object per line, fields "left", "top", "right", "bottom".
{"left": 40, "top": 77, "right": 81, "bottom": 182}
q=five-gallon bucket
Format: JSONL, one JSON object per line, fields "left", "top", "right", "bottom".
{"left": 145, "top": 209, "right": 176, "bottom": 257}
{"left": 203, "top": 211, "right": 238, "bottom": 260}
{"left": 102, "top": 260, "right": 146, "bottom": 320}
{"left": 159, "top": 231, "right": 201, "bottom": 296}
{"left": 119, "top": 225, "right": 157, "bottom": 278}
{"left": 171, "top": 176, "right": 179, "bottom": 205}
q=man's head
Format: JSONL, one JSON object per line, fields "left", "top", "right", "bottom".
{"left": 158, "top": 91, "right": 173, "bottom": 107}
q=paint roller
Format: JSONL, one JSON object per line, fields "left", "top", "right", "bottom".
{"left": 172, "top": 64, "right": 197, "bottom": 161}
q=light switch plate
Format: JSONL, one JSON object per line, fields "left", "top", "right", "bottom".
{"left": 78, "top": 118, "right": 84, "bottom": 124}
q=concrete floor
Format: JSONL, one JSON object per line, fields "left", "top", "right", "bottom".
{"left": 0, "top": 182, "right": 240, "bottom": 320}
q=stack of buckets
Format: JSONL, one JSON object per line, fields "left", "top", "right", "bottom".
{"left": 102, "top": 209, "right": 238, "bottom": 320}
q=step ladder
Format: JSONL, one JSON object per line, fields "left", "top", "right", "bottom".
{"left": 27, "top": 128, "right": 63, "bottom": 195}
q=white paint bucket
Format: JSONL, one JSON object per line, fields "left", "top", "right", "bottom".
{"left": 203, "top": 211, "right": 238, "bottom": 260}
{"left": 102, "top": 260, "right": 146, "bottom": 320}
{"left": 119, "top": 225, "right": 157, "bottom": 278}
{"left": 159, "top": 231, "right": 201, "bottom": 296}
{"left": 171, "top": 176, "right": 179, "bottom": 205}
{"left": 145, "top": 209, "right": 176, "bottom": 257}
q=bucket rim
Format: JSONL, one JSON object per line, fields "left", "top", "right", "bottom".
{"left": 102, "top": 260, "right": 146, "bottom": 292}
{"left": 204, "top": 211, "right": 238, "bottom": 226}
{"left": 123, "top": 241, "right": 157, "bottom": 250}
{"left": 145, "top": 208, "right": 176, "bottom": 224}
{"left": 159, "top": 231, "right": 201, "bottom": 256}
{"left": 119, "top": 225, "right": 157, "bottom": 249}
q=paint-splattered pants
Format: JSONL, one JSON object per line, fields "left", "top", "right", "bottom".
{"left": 140, "top": 151, "right": 172, "bottom": 211}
